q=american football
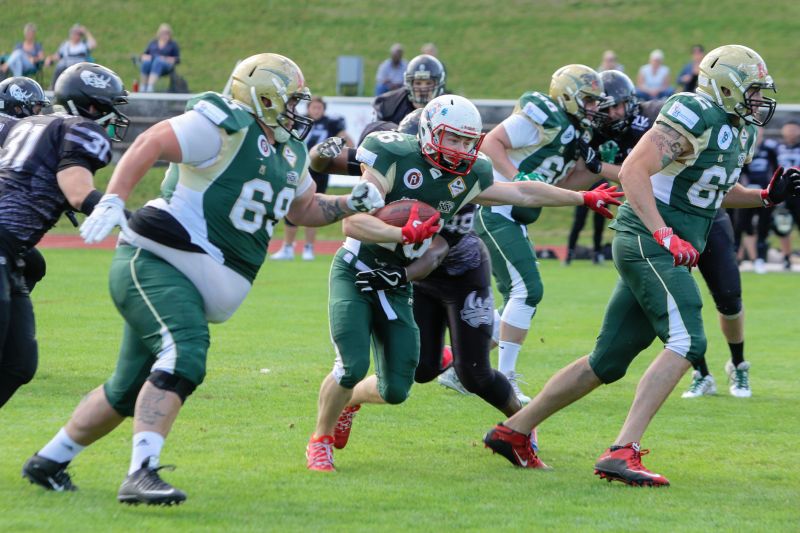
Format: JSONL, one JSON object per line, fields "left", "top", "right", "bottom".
{"left": 373, "top": 199, "right": 439, "bottom": 227}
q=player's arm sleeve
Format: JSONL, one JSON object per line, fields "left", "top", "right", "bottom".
{"left": 167, "top": 110, "right": 223, "bottom": 166}
{"left": 500, "top": 112, "right": 543, "bottom": 149}
{"left": 295, "top": 159, "right": 313, "bottom": 197}
{"left": 58, "top": 121, "right": 113, "bottom": 173}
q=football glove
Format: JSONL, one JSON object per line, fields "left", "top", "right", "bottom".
{"left": 598, "top": 140, "right": 620, "bottom": 164}
{"left": 761, "top": 166, "right": 800, "bottom": 207}
{"left": 347, "top": 181, "right": 385, "bottom": 213}
{"left": 513, "top": 171, "right": 546, "bottom": 182}
{"left": 355, "top": 266, "right": 408, "bottom": 292}
{"left": 579, "top": 139, "right": 602, "bottom": 174}
{"left": 580, "top": 183, "right": 624, "bottom": 219}
{"left": 653, "top": 226, "right": 699, "bottom": 267}
{"left": 401, "top": 203, "right": 441, "bottom": 244}
{"left": 80, "top": 193, "right": 128, "bottom": 244}
{"left": 317, "top": 136, "right": 345, "bottom": 159}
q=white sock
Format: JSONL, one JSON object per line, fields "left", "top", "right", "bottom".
{"left": 129, "top": 431, "right": 165, "bottom": 475}
{"left": 38, "top": 428, "right": 85, "bottom": 464}
{"left": 491, "top": 309, "right": 501, "bottom": 344}
{"left": 498, "top": 341, "right": 522, "bottom": 375}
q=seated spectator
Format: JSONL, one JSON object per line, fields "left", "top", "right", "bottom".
{"left": 636, "top": 49, "right": 674, "bottom": 101}
{"left": 1, "top": 23, "right": 45, "bottom": 78}
{"left": 676, "top": 44, "right": 705, "bottom": 93}
{"left": 139, "top": 23, "right": 180, "bottom": 92}
{"left": 45, "top": 24, "right": 96, "bottom": 87}
{"left": 597, "top": 50, "right": 624, "bottom": 72}
{"left": 421, "top": 42, "right": 438, "bottom": 57}
{"left": 375, "top": 43, "right": 406, "bottom": 96}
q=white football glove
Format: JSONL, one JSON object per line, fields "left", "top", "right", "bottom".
{"left": 317, "top": 136, "right": 345, "bottom": 159}
{"left": 80, "top": 193, "right": 129, "bottom": 244}
{"left": 346, "top": 181, "right": 385, "bottom": 213}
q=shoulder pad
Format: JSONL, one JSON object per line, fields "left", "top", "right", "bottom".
{"left": 186, "top": 92, "right": 253, "bottom": 133}
{"left": 357, "top": 131, "right": 417, "bottom": 174}
{"left": 516, "top": 92, "right": 561, "bottom": 126}
{"left": 658, "top": 93, "right": 710, "bottom": 137}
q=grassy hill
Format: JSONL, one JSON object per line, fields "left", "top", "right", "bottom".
{"left": 3, "top": 0, "right": 798, "bottom": 100}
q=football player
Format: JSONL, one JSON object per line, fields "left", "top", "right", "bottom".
{"left": 475, "top": 64, "right": 614, "bottom": 403}
{"left": 307, "top": 94, "right": 623, "bottom": 471}
{"left": 373, "top": 54, "right": 446, "bottom": 124}
{"left": 23, "top": 53, "right": 384, "bottom": 505}
{"left": 0, "top": 64, "right": 127, "bottom": 410}
{"left": 483, "top": 45, "right": 800, "bottom": 486}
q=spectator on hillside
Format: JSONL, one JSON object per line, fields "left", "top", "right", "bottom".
{"left": 421, "top": 42, "right": 438, "bottom": 57}
{"left": 597, "top": 50, "right": 624, "bottom": 72}
{"left": 776, "top": 121, "right": 800, "bottom": 270}
{"left": 374, "top": 43, "right": 406, "bottom": 95}
{"left": 45, "top": 24, "right": 96, "bottom": 87}
{"left": 635, "top": 49, "right": 673, "bottom": 101}
{"left": 676, "top": 44, "right": 705, "bottom": 93}
{"left": 1, "top": 23, "right": 45, "bottom": 78}
{"left": 271, "top": 96, "right": 353, "bottom": 261}
{"left": 139, "top": 23, "right": 181, "bottom": 92}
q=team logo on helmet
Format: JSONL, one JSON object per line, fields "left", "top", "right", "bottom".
{"left": 80, "top": 70, "right": 112, "bottom": 89}
{"left": 9, "top": 84, "right": 33, "bottom": 102}
{"left": 403, "top": 168, "right": 424, "bottom": 189}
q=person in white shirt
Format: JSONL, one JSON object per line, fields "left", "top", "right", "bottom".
{"left": 635, "top": 49, "right": 673, "bottom": 101}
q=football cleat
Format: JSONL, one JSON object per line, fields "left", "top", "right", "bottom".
{"left": 594, "top": 442, "right": 669, "bottom": 487}
{"left": 754, "top": 258, "right": 767, "bottom": 275}
{"left": 725, "top": 361, "right": 752, "bottom": 398}
{"left": 302, "top": 244, "right": 315, "bottom": 261}
{"left": 437, "top": 366, "right": 473, "bottom": 396}
{"left": 506, "top": 371, "right": 531, "bottom": 405}
{"left": 117, "top": 458, "right": 186, "bottom": 505}
{"left": 22, "top": 454, "right": 77, "bottom": 492}
{"left": 270, "top": 244, "right": 294, "bottom": 261}
{"left": 681, "top": 371, "right": 717, "bottom": 398}
{"left": 306, "top": 434, "right": 335, "bottom": 472}
{"left": 483, "top": 424, "right": 551, "bottom": 470}
{"left": 333, "top": 405, "right": 361, "bottom": 449}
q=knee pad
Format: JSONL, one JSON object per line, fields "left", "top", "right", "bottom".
{"left": 332, "top": 355, "right": 370, "bottom": 389}
{"left": 414, "top": 362, "right": 440, "bottom": 384}
{"left": 714, "top": 292, "right": 742, "bottom": 318}
{"left": 684, "top": 333, "right": 708, "bottom": 366}
{"left": 588, "top": 348, "right": 631, "bottom": 384}
{"left": 379, "top": 383, "right": 409, "bottom": 405}
{"left": 453, "top": 362, "right": 492, "bottom": 394}
{"left": 147, "top": 370, "right": 198, "bottom": 403}
{"left": 500, "top": 298, "right": 536, "bottom": 330}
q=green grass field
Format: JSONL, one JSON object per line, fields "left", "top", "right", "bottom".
{"left": 0, "top": 249, "right": 797, "bottom": 531}
{"left": 2, "top": 0, "right": 798, "bottom": 100}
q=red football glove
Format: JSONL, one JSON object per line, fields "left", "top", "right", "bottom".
{"left": 653, "top": 227, "right": 699, "bottom": 267}
{"left": 581, "top": 183, "right": 624, "bottom": 219}
{"left": 401, "top": 203, "right": 441, "bottom": 244}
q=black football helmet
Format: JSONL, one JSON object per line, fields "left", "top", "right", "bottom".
{"left": 54, "top": 62, "right": 130, "bottom": 141}
{"left": 397, "top": 108, "right": 423, "bottom": 136}
{"left": 598, "top": 70, "right": 637, "bottom": 134}
{"left": 404, "top": 54, "right": 446, "bottom": 106}
{"left": 0, "top": 77, "right": 50, "bottom": 117}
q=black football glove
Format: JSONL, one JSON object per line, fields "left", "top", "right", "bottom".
{"left": 355, "top": 266, "right": 408, "bottom": 292}
{"left": 760, "top": 166, "right": 800, "bottom": 207}
{"left": 579, "top": 139, "right": 602, "bottom": 174}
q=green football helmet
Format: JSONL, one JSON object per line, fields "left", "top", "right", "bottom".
{"left": 696, "top": 45, "right": 776, "bottom": 126}
{"left": 230, "top": 53, "right": 313, "bottom": 142}
{"left": 549, "top": 64, "right": 607, "bottom": 128}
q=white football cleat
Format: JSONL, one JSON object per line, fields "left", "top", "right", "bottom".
{"left": 270, "top": 244, "right": 294, "bottom": 261}
{"left": 506, "top": 371, "right": 531, "bottom": 405}
{"left": 302, "top": 244, "right": 315, "bottom": 261}
{"left": 753, "top": 258, "right": 767, "bottom": 275}
{"left": 437, "top": 367, "right": 473, "bottom": 395}
{"left": 681, "top": 371, "right": 717, "bottom": 398}
{"left": 725, "top": 361, "right": 752, "bottom": 398}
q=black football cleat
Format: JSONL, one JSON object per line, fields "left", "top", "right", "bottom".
{"left": 22, "top": 454, "right": 77, "bottom": 492}
{"left": 117, "top": 458, "right": 186, "bottom": 506}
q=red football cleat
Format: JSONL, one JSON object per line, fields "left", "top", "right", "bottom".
{"left": 594, "top": 442, "right": 670, "bottom": 487}
{"left": 306, "top": 434, "right": 335, "bottom": 472}
{"left": 441, "top": 345, "right": 454, "bottom": 370}
{"left": 333, "top": 404, "right": 361, "bottom": 449}
{"left": 483, "top": 424, "right": 551, "bottom": 469}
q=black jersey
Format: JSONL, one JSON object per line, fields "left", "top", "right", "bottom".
{"left": 373, "top": 87, "right": 416, "bottom": 124}
{"left": 432, "top": 204, "right": 481, "bottom": 277}
{"left": 591, "top": 99, "right": 663, "bottom": 164}
{"left": 0, "top": 113, "right": 111, "bottom": 250}
{"left": 0, "top": 113, "right": 20, "bottom": 146}
{"left": 743, "top": 138, "right": 778, "bottom": 188}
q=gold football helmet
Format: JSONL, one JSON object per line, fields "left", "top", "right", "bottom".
{"left": 230, "top": 53, "right": 312, "bottom": 142}
{"left": 549, "top": 64, "right": 607, "bottom": 128}
{"left": 696, "top": 44, "right": 776, "bottom": 126}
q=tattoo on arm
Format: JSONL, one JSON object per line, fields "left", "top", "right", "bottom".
{"left": 649, "top": 123, "right": 686, "bottom": 169}
{"left": 316, "top": 195, "right": 347, "bottom": 223}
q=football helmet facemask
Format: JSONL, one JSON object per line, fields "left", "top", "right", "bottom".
{"left": 549, "top": 64, "right": 607, "bottom": 129}
{"left": 0, "top": 77, "right": 49, "bottom": 118}
{"left": 696, "top": 44, "right": 776, "bottom": 126}
{"left": 54, "top": 62, "right": 129, "bottom": 141}
{"left": 230, "top": 53, "right": 313, "bottom": 143}
{"left": 597, "top": 70, "right": 637, "bottom": 134}
{"left": 404, "top": 55, "right": 446, "bottom": 106}
{"left": 419, "top": 95, "right": 484, "bottom": 176}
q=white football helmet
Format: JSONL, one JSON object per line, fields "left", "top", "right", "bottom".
{"left": 419, "top": 94, "right": 484, "bottom": 176}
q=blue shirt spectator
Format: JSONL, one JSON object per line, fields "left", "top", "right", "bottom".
{"left": 375, "top": 43, "right": 406, "bottom": 96}
{"left": 140, "top": 23, "right": 181, "bottom": 92}
{"left": 676, "top": 45, "right": 705, "bottom": 93}
{"left": 1, "top": 23, "right": 45, "bottom": 77}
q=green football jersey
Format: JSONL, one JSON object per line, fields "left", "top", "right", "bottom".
{"left": 611, "top": 92, "right": 757, "bottom": 250}
{"left": 156, "top": 92, "right": 310, "bottom": 282}
{"left": 349, "top": 130, "right": 494, "bottom": 268}
{"left": 502, "top": 92, "right": 581, "bottom": 224}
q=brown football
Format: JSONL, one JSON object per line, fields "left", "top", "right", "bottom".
{"left": 373, "top": 199, "right": 439, "bottom": 227}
